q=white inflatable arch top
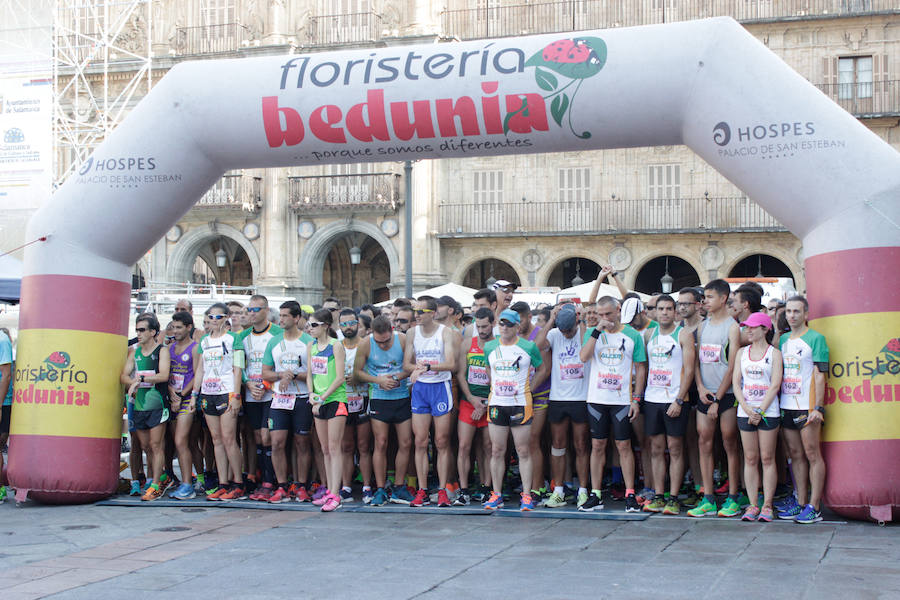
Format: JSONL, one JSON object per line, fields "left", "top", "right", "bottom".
{"left": 10, "top": 18, "right": 900, "bottom": 520}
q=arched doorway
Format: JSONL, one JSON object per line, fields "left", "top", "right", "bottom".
{"left": 166, "top": 223, "right": 260, "bottom": 285}
{"left": 190, "top": 237, "right": 253, "bottom": 287}
{"left": 322, "top": 234, "right": 390, "bottom": 306}
{"left": 461, "top": 258, "right": 519, "bottom": 289}
{"left": 547, "top": 257, "right": 601, "bottom": 288}
{"left": 728, "top": 254, "right": 795, "bottom": 282}
{"left": 634, "top": 255, "right": 700, "bottom": 294}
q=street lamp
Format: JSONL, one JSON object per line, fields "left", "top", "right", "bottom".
{"left": 349, "top": 245, "right": 362, "bottom": 265}
{"left": 571, "top": 258, "right": 584, "bottom": 287}
{"left": 660, "top": 256, "right": 674, "bottom": 294}
{"left": 215, "top": 247, "right": 227, "bottom": 268}
{"left": 485, "top": 260, "right": 497, "bottom": 288}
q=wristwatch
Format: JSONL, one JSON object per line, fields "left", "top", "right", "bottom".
{"left": 675, "top": 398, "right": 684, "bottom": 406}
{"left": 139, "top": 375, "right": 145, "bottom": 384}
{"left": 814, "top": 406, "right": 825, "bottom": 415}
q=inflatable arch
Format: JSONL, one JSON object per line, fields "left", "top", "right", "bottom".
{"left": 10, "top": 18, "right": 899, "bottom": 519}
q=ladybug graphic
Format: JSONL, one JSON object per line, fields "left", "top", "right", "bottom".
{"left": 542, "top": 38, "right": 602, "bottom": 66}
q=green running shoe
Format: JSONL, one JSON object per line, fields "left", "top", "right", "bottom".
{"left": 687, "top": 497, "right": 717, "bottom": 517}
{"left": 0, "top": 485, "right": 6, "bottom": 502}
{"left": 717, "top": 497, "right": 741, "bottom": 517}
{"left": 643, "top": 496, "right": 667, "bottom": 513}
{"left": 735, "top": 491, "right": 751, "bottom": 509}
{"left": 544, "top": 491, "right": 567, "bottom": 508}
{"left": 576, "top": 489, "right": 589, "bottom": 509}
{"left": 662, "top": 499, "right": 681, "bottom": 515}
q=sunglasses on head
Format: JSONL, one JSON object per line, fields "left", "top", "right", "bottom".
{"left": 339, "top": 320, "right": 358, "bottom": 327}
{"left": 247, "top": 306, "right": 264, "bottom": 313}
{"left": 308, "top": 321, "right": 324, "bottom": 328}
{"left": 416, "top": 309, "right": 434, "bottom": 315}
{"left": 209, "top": 314, "right": 226, "bottom": 320}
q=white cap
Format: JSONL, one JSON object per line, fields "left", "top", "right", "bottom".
{"left": 491, "top": 280, "right": 518, "bottom": 291}
{"left": 621, "top": 297, "right": 644, "bottom": 324}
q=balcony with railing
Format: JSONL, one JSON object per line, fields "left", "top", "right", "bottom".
{"left": 304, "top": 12, "right": 383, "bottom": 47}
{"left": 441, "top": 0, "right": 900, "bottom": 40}
{"left": 174, "top": 23, "right": 250, "bottom": 55}
{"left": 288, "top": 172, "right": 402, "bottom": 214}
{"left": 438, "top": 196, "right": 787, "bottom": 237}
{"left": 816, "top": 79, "right": 900, "bottom": 117}
{"left": 194, "top": 173, "right": 262, "bottom": 212}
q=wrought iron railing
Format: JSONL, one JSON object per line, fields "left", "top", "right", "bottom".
{"left": 195, "top": 173, "right": 262, "bottom": 212}
{"left": 174, "top": 23, "right": 249, "bottom": 55}
{"left": 441, "top": 0, "right": 900, "bottom": 40}
{"left": 305, "top": 12, "right": 383, "bottom": 46}
{"left": 288, "top": 172, "right": 401, "bottom": 212}
{"left": 438, "top": 196, "right": 786, "bottom": 235}
{"left": 816, "top": 79, "right": 900, "bottom": 116}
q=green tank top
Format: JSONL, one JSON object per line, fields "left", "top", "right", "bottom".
{"left": 310, "top": 339, "right": 346, "bottom": 404}
{"left": 134, "top": 344, "right": 167, "bottom": 411}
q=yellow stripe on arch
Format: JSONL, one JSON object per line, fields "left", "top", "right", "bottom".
{"left": 11, "top": 329, "right": 128, "bottom": 439}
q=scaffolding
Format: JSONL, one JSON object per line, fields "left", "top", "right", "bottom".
{"left": 52, "top": 0, "right": 152, "bottom": 185}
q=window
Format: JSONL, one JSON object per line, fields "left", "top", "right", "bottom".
{"left": 648, "top": 165, "right": 680, "bottom": 200}
{"left": 838, "top": 56, "right": 873, "bottom": 100}
{"left": 201, "top": 0, "right": 237, "bottom": 27}
{"left": 328, "top": 163, "right": 372, "bottom": 203}
{"left": 558, "top": 167, "right": 590, "bottom": 204}
{"left": 473, "top": 171, "right": 503, "bottom": 204}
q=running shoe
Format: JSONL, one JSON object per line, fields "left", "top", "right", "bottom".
{"left": 158, "top": 476, "right": 174, "bottom": 496}
{"left": 775, "top": 494, "right": 799, "bottom": 513}
{"left": 141, "top": 484, "right": 164, "bottom": 502}
{"left": 321, "top": 493, "right": 342, "bottom": 512}
{"left": 544, "top": 491, "right": 567, "bottom": 508}
{"left": 453, "top": 489, "right": 471, "bottom": 506}
{"left": 714, "top": 479, "right": 730, "bottom": 495}
{"left": 576, "top": 489, "right": 589, "bottom": 509}
{"left": 390, "top": 486, "right": 415, "bottom": 505}
{"left": 717, "top": 497, "right": 741, "bottom": 518}
{"left": 340, "top": 488, "right": 355, "bottom": 503}
{"left": 206, "top": 487, "right": 227, "bottom": 501}
{"left": 741, "top": 506, "right": 761, "bottom": 521}
{"left": 312, "top": 490, "right": 332, "bottom": 506}
{"left": 736, "top": 491, "right": 751, "bottom": 509}
{"left": 170, "top": 482, "right": 196, "bottom": 500}
{"left": 250, "top": 482, "right": 274, "bottom": 501}
{"left": 636, "top": 487, "right": 655, "bottom": 506}
{"left": 778, "top": 502, "right": 803, "bottom": 520}
{"left": 311, "top": 485, "right": 329, "bottom": 502}
{"left": 643, "top": 496, "right": 666, "bottom": 513}
{"left": 520, "top": 493, "right": 535, "bottom": 511}
{"left": 681, "top": 489, "right": 701, "bottom": 509}
{"left": 795, "top": 504, "right": 823, "bottom": 524}
{"left": 437, "top": 489, "right": 451, "bottom": 507}
{"left": 219, "top": 486, "right": 246, "bottom": 502}
{"left": 609, "top": 483, "right": 626, "bottom": 501}
{"left": 268, "top": 485, "right": 291, "bottom": 504}
{"left": 687, "top": 498, "right": 717, "bottom": 517}
{"left": 578, "top": 491, "right": 603, "bottom": 512}
{"left": 410, "top": 488, "right": 430, "bottom": 507}
{"left": 483, "top": 492, "right": 504, "bottom": 510}
{"left": 0, "top": 486, "right": 6, "bottom": 502}
{"left": 129, "top": 480, "right": 141, "bottom": 496}
{"left": 758, "top": 507, "right": 774, "bottom": 522}
{"left": 370, "top": 488, "right": 389, "bottom": 506}
{"left": 662, "top": 499, "right": 681, "bottom": 515}
{"left": 625, "top": 493, "right": 641, "bottom": 513}
{"left": 295, "top": 486, "right": 311, "bottom": 503}
{"left": 362, "top": 488, "right": 374, "bottom": 505}
{"left": 774, "top": 482, "right": 793, "bottom": 500}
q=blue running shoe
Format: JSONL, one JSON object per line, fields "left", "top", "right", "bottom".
{"left": 390, "top": 485, "right": 415, "bottom": 505}
{"left": 778, "top": 500, "right": 803, "bottom": 520}
{"left": 483, "top": 492, "right": 504, "bottom": 510}
{"left": 520, "top": 493, "right": 535, "bottom": 511}
{"left": 362, "top": 488, "right": 374, "bottom": 505}
{"left": 795, "top": 504, "right": 823, "bottom": 524}
{"left": 775, "top": 494, "right": 799, "bottom": 512}
{"left": 171, "top": 482, "right": 196, "bottom": 500}
{"left": 370, "top": 488, "right": 389, "bottom": 506}
{"left": 129, "top": 480, "right": 141, "bottom": 496}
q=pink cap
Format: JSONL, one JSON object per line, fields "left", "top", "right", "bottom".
{"left": 741, "top": 312, "right": 773, "bottom": 330}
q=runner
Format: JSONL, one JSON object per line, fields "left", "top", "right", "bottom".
{"left": 677, "top": 286, "right": 705, "bottom": 508}
{"left": 491, "top": 280, "right": 517, "bottom": 316}
{"left": 322, "top": 297, "right": 344, "bottom": 340}
{"left": 261, "top": 301, "right": 313, "bottom": 504}
{"left": 482, "top": 309, "right": 545, "bottom": 511}
{"left": 393, "top": 305, "right": 414, "bottom": 334}
{"left": 689, "top": 279, "right": 743, "bottom": 518}
{"left": 733, "top": 312, "right": 782, "bottom": 522}
{"left": 404, "top": 297, "right": 460, "bottom": 507}
{"left": 455, "top": 307, "right": 496, "bottom": 505}
{"left": 339, "top": 309, "right": 374, "bottom": 504}
{"left": 240, "top": 295, "right": 283, "bottom": 500}
{"left": 167, "top": 311, "right": 202, "bottom": 500}
{"left": 0, "top": 328, "right": 13, "bottom": 502}
{"left": 175, "top": 298, "right": 205, "bottom": 343}
{"left": 307, "top": 308, "right": 348, "bottom": 512}
{"left": 121, "top": 313, "right": 172, "bottom": 501}
{"left": 193, "top": 303, "right": 245, "bottom": 501}
{"left": 641, "top": 295, "right": 695, "bottom": 516}
{"left": 579, "top": 297, "right": 646, "bottom": 512}
{"left": 776, "top": 296, "right": 829, "bottom": 524}
{"left": 354, "top": 315, "right": 415, "bottom": 506}
{"left": 535, "top": 303, "right": 591, "bottom": 509}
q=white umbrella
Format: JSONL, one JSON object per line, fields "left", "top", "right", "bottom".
{"left": 557, "top": 280, "right": 650, "bottom": 303}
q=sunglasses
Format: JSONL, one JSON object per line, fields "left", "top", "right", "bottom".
{"left": 499, "top": 320, "right": 517, "bottom": 327}
{"left": 394, "top": 318, "right": 410, "bottom": 324}
{"left": 308, "top": 322, "right": 324, "bottom": 328}
{"left": 416, "top": 309, "right": 434, "bottom": 315}
{"left": 135, "top": 327, "right": 148, "bottom": 333}
{"left": 247, "top": 306, "right": 264, "bottom": 313}
{"left": 209, "top": 314, "right": 226, "bottom": 320}
{"left": 339, "top": 320, "right": 358, "bottom": 327}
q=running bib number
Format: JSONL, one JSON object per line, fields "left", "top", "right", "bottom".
{"left": 494, "top": 380, "right": 517, "bottom": 397}
{"left": 560, "top": 363, "right": 584, "bottom": 380}
{"left": 648, "top": 368, "right": 673, "bottom": 388}
{"left": 744, "top": 383, "right": 768, "bottom": 400}
{"left": 347, "top": 394, "right": 364, "bottom": 412}
{"left": 271, "top": 392, "right": 296, "bottom": 410}
{"left": 137, "top": 370, "right": 154, "bottom": 388}
{"left": 467, "top": 365, "right": 489, "bottom": 386}
{"left": 781, "top": 377, "right": 802, "bottom": 396}
{"left": 169, "top": 373, "right": 185, "bottom": 391}
{"left": 699, "top": 344, "right": 721, "bottom": 364}
{"left": 310, "top": 356, "right": 328, "bottom": 376}
{"left": 202, "top": 377, "right": 223, "bottom": 394}
{"left": 597, "top": 372, "right": 623, "bottom": 391}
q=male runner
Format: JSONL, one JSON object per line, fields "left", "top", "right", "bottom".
{"left": 491, "top": 280, "right": 517, "bottom": 316}
{"left": 393, "top": 305, "right": 414, "bottom": 334}
{"left": 641, "top": 295, "right": 695, "bottom": 515}
{"left": 776, "top": 296, "right": 829, "bottom": 524}
{"left": 689, "top": 279, "right": 743, "bottom": 517}
{"left": 579, "top": 297, "right": 646, "bottom": 512}
{"left": 482, "top": 309, "right": 546, "bottom": 511}
{"left": 677, "top": 286, "right": 705, "bottom": 507}
{"left": 339, "top": 309, "right": 374, "bottom": 503}
{"left": 535, "top": 303, "right": 591, "bottom": 508}
{"left": 455, "top": 307, "right": 496, "bottom": 505}
{"left": 175, "top": 298, "right": 205, "bottom": 343}
{"left": 404, "top": 297, "right": 460, "bottom": 507}
{"left": 323, "top": 297, "right": 344, "bottom": 340}
{"left": 354, "top": 315, "right": 414, "bottom": 505}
